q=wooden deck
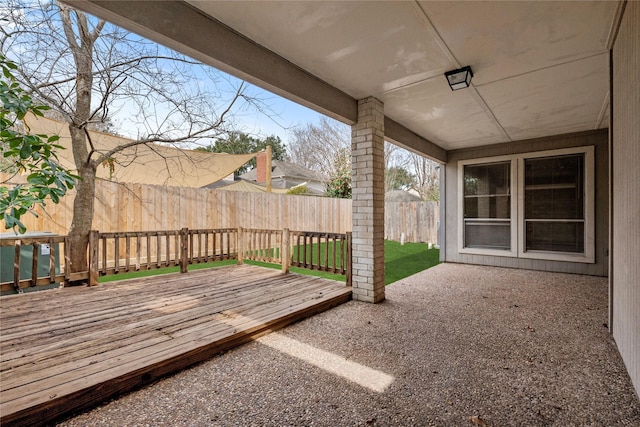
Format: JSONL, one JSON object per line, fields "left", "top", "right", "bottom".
{"left": 0, "top": 265, "right": 351, "bottom": 426}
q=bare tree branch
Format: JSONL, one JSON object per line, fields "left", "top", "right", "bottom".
{"left": 34, "top": 55, "right": 200, "bottom": 90}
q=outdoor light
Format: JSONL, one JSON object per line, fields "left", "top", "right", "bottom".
{"left": 444, "top": 66, "right": 473, "bottom": 91}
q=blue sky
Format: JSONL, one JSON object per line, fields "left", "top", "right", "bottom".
{"left": 229, "top": 86, "right": 333, "bottom": 143}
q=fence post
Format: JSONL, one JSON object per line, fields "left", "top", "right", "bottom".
{"left": 180, "top": 228, "right": 189, "bottom": 273}
{"left": 345, "top": 232, "right": 352, "bottom": 287}
{"left": 281, "top": 228, "right": 290, "bottom": 274}
{"left": 237, "top": 227, "right": 244, "bottom": 265}
{"left": 89, "top": 230, "right": 99, "bottom": 286}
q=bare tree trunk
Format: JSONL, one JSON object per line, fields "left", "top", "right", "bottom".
{"left": 61, "top": 5, "right": 101, "bottom": 282}
{"left": 67, "top": 142, "right": 96, "bottom": 282}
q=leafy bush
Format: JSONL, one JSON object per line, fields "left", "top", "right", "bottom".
{"left": 1, "top": 54, "right": 77, "bottom": 233}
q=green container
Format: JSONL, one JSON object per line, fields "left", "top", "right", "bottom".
{"left": 0, "top": 231, "right": 61, "bottom": 295}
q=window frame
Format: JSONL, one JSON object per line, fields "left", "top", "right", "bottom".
{"left": 517, "top": 146, "right": 595, "bottom": 263}
{"left": 458, "top": 155, "right": 518, "bottom": 258}
{"left": 458, "top": 146, "right": 595, "bottom": 263}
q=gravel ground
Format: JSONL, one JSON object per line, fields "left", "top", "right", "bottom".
{"left": 56, "top": 263, "right": 640, "bottom": 426}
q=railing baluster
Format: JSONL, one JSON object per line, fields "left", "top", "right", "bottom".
{"left": 49, "top": 238, "right": 57, "bottom": 283}
{"left": 125, "top": 235, "right": 131, "bottom": 272}
{"left": 136, "top": 233, "right": 141, "bottom": 270}
{"left": 99, "top": 236, "right": 105, "bottom": 274}
{"left": 213, "top": 230, "right": 218, "bottom": 260}
{"left": 303, "top": 234, "right": 308, "bottom": 269}
{"left": 114, "top": 235, "right": 120, "bottom": 273}
{"left": 154, "top": 234, "right": 160, "bottom": 268}
{"left": 204, "top": 231, "right": 209, "bottom": 261}
{"left": 31, "top": 243, "right": 39, "bottom": 287}
{"left": 166, "top": 233, "right": 171, "bottom": 267}
{"left": 331, "top": 236, "right": 337, "bottom": 273}
{"left": 145, "top": 234, "right": 150, "bottom": 270}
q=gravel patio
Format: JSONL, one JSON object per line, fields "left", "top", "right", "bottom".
{"left": 56, "top": 263, "right": 640, "bottom": 426}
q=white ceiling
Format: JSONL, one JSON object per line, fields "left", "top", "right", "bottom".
{"left": 187, "top": 0, "right": 618, "bottom": 151}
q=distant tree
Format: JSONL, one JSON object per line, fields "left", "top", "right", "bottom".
{"left": 383, "top": 140, "right": 440, "bottom": 201}
{"left": 386, "top": 166, "right": 415, "bottom": 191}
{"left": 288, "top": 117, "right": 348, "bottom": 179}
{"left": 411, "top": 154, "right": 440, "bottom": 201}
{"left": 197, "top": 132, "right": 287, "bottom": 175}
{"left": 325, "top": 147, "right": 351, "bottom": 199}
{"left": 286, "top": 183, "right": 308, "bottom": 196}
{"left": 1, "top": 54, "right": 77, "bottom": 233}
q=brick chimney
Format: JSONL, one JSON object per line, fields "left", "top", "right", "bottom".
{"left": 256, "top": 151, "right": 266, "bottom": 183}
{"left": 255, "top": 146, "right": 272, "bottom": 191}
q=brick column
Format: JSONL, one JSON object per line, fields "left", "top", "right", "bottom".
{"left": 351, "top": 97, "right": 385, "bottom": 303}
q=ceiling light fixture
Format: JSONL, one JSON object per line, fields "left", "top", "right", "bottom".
{"left": 444, "top": 66, "right": 473, "bottom": 91}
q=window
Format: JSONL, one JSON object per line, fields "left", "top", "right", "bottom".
{"left": 523, "top": 155, "right": 584, "bottom": 253}
{"left": 459, "top": 147, "right": 594, "bottom": 263}
{"left": 463, "top": 161, "right": 512, "bottom": 251}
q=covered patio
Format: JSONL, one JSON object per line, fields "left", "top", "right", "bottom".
{"left": 55, "top": 263, "right": 639, "bottom": 426}
{"left": 65, "top": 1, "right": 640, "bottom": 400}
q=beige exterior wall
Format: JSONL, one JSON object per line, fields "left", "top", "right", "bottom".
{"left": 444, "top": 129, "right": 609, "bottom": 276}
{"left": 611, "top": 0, "right": 640, "bottom": 397}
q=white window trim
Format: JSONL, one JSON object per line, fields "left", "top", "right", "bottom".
{"left": 516, "top": 146, "right": 595, "bottom": 263}
{"left": 458, "top": 146, "right": 595, "bottom": 263}
{"left": 458, "top": 155, "right": 518, "bottom": 258}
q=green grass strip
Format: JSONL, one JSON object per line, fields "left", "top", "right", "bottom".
{"left": 98, "top": 241, "right": 440, "bottom": 285}
{"left": 383, "top": 240, "right": 440, "bottom": 285}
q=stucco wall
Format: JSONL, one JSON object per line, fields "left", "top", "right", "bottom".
{"left": 611, "top": 0, "right": 640, "bottom": 397}
{"left": 444, "top": 129, "right": 609, "bottom": 276}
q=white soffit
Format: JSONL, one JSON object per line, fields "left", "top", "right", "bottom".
{"left": 478, "top": 54, "right": 610, "bottom": 141}
{"left": 189, "top": 1, "right": 451, "bottom": 98}
{"left": 187, "top": 1, "right": 618, "bottom": 151}
{"left": 419, "top": 1, "right": 616, "bottom": 85}
{"left": 381, "top": 78, "right": 507, "bottom": 147}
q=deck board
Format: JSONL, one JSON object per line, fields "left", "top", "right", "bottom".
{"left": 0, "top": 265, "right": 351, "bottom": 426}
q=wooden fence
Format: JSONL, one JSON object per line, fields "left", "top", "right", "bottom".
{"left": 0, "top": 228, "right": 352, "bottom": 294}
{"left": 384, "top": 201, "right": 439, "bottom": 244}
{"left": 2, "top": 178, "right": 438, "bottom": 243}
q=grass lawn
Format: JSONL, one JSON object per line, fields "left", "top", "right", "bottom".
{"left": 383, "top": 240, "right": 440, "bottom": 285}
{"left": 99, "top": 241, "right": 440, "bottom": 285}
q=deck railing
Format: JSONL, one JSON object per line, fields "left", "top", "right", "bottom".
{"left": 0, "top": 235, "right": 72, "bottom": 294}
{"left": 188, "top": 228, "right": 238, "bottom": 265}
{"left": 238, "top": 227, "right": 284, "bottom": 266}
{"left": 290, "top": 231, "right": 352, "bottom": 277}
{"left": 1, "top": 227, "right": 352, "bottom": 294}
{"left": 94, "top": 230, "right": 182, "bottom": 275}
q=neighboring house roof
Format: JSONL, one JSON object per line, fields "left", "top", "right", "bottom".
{"left": 24, "top": 114, "right": 257, "bottom": 188}
{"left": 241, "top": 160, "right": 326, "bottom": 183}
{"left": 385, "top": 190, "right": 422, "bottom": 202}
{"left": 210, "top": 179, "right": 289, "bottom": 194}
